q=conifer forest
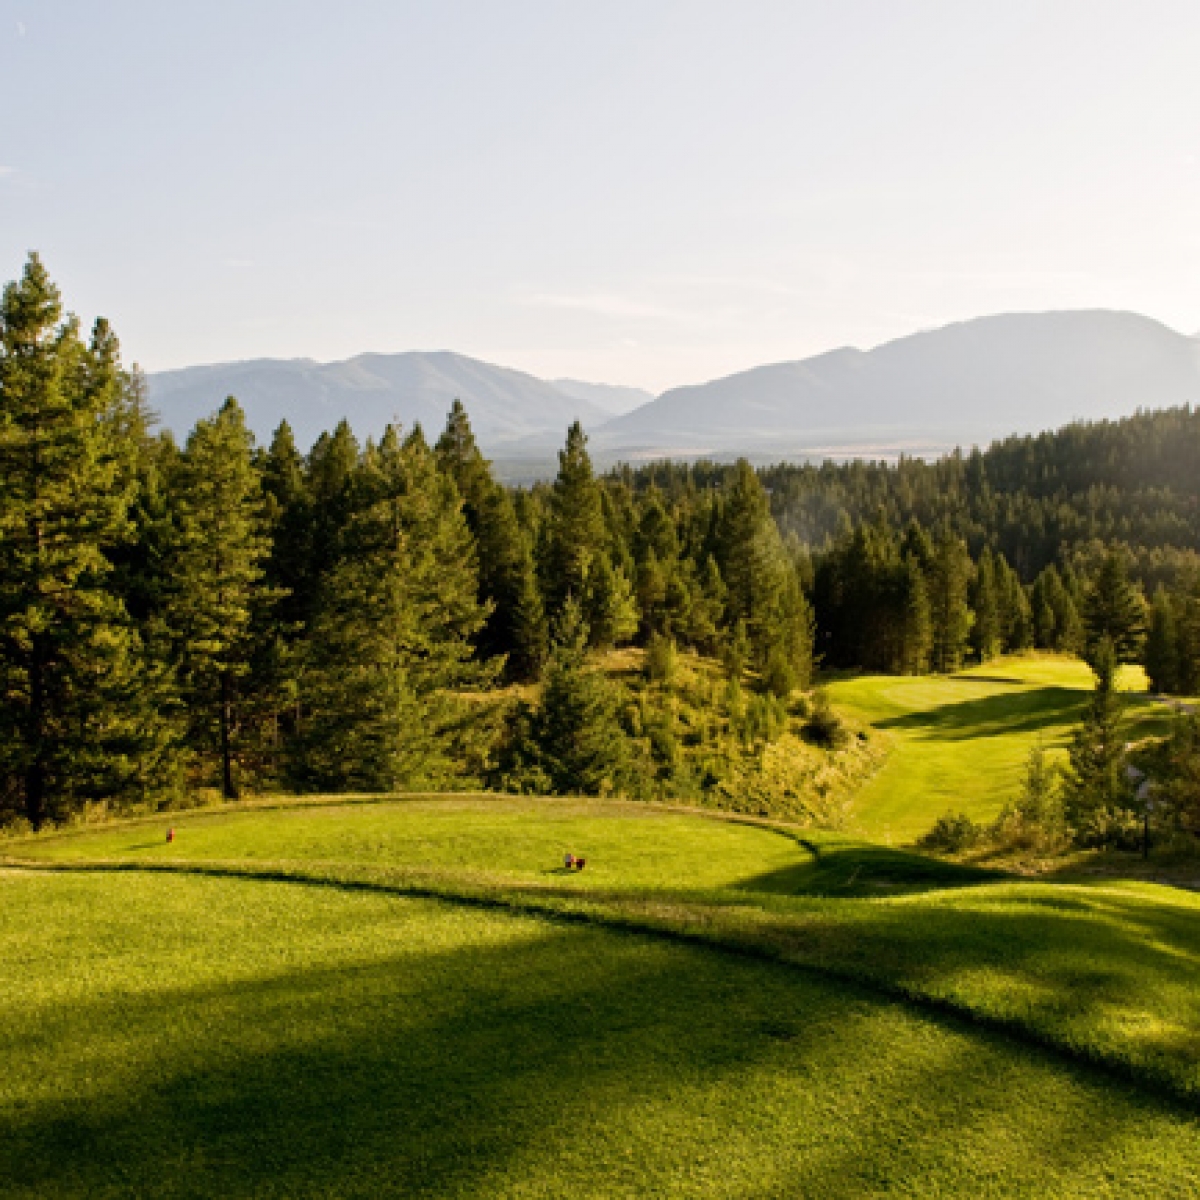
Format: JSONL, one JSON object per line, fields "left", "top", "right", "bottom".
{"left": 4, "top": 254, "right": 1200, "bottom": 840}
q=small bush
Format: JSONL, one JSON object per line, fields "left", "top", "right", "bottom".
{"left": 1071, "top": 805, "right": 1144, "bottom": 850}
{"left": 804, "top": 690, "right": 849, "bottom": 750}
{"left": 919, "top": 811, "right": 985, "bottom": 853}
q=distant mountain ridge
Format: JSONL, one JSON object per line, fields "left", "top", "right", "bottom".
{"left": 595, "top": 311, "right": 1200, "bottom": 459}
{"left": 147, "top": 351, "right": 616, "bottom": 450}
{"left": 147, "top": 311, "right": 1200, "bottom": 472}
{"left": 550, "top": 379, "right": 654, "bottom": 416}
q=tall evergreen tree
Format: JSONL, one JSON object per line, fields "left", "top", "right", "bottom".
{"left": 970, "top": 548, "right": 1001, "bottom": 661}
{"left": 585, "top": 552, "right": 639, "bottom": 649}
{"left": 0, "top": 255, "right": 160, "bottom": 827}
{"left": 1173, "top": 580, "right": 1200, "bottom": 696}
{"left": 292, "top": 426, "right": 491, "bottom": 790}
{"left": 541, "top": 422, "right": 606, "bottom": 628}
{"left": 1064, "top": 638, "right": 1132, "bottom": 842}
{"left": 928, "top": 531, "right": 973, "bottom": 673}
{"left": 259, "top": 421, "right": 311, "bottom": 631}
{"left": 1144, "top": 586, "right": 1180, "bottom": 694}
{"left": 436, "top": 401, "right": 547, "bottom": 679}
{"left": 166, "top": 398, "right": 273, "bottom": 799}
{"left": 896, "top": 553, "right": 933, "bottom": 674}
{"left": 523, "top": 598, "right": 630, "bottom": 795}
{"left": 1082, "top": 549, "right": 1145, "bottom": 667}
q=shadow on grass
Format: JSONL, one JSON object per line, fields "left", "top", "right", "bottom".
{"left": 876, "top": 686, "right": 1086, "bottom": 741}
{"left": 947, "top": 674, "right": 1028, "bottom": 685}
{"left": 734, "top": 836, "right": 1004, "bottom": 897}
{"left": 3, "top": 875, "right": 1199, "bottom": 1198}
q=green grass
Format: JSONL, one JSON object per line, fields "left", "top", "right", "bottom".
{"left": 826, "top": 654, "right": 1175, "bottom": 841}
{"left": 7, "top": 656, "right": 1200, "bottom": 1195}
{"left": 3, "top": 865, "right": 1200, "bottom": 1198}
{"left": 7, "top": 796, "right": 809, "bottom": 893}
{"left": 9, "top": 797, "right": 1200, "bottom": 1094}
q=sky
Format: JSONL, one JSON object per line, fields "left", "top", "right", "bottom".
{"left": 2, "top": 0, "right": 1198, "bottom": 392}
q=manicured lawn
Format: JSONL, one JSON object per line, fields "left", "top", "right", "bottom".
{"left": 7, "top": 658, "right": 1200, "bottom": 1195}
{"left": 7, "top": 796, "right": 810, "bottom": 893}
{"left": 3, "top": 868, "right": 1199, "bottom": 1198}
{"left": 10, "top": 796, "right": 1200, "bottom": 1104}
{"left": 826, "top": 655, "right": 1172, "bottom": 841}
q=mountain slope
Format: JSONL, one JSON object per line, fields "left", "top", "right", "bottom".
{"left": 147, "top": 351, "right": 613, "bottom": 448}
{"left": 597, "top": 311, "right": 1200, "bottom": 457}
{"left": 551, "top": 378, "right": 655, "bottom": 416}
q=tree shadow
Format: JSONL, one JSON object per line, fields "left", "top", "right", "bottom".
{"left": 876, "top": 687, "right": 1086, "bottom": 741}
{"left": 3, "top": 875, "right": 1198, "bottom": 1198}
{"left": 733, "top": 836, "right": 1004, "bottom": 897}
{"left": 730, "top": 881, "right": 1200, "bottom": 1107}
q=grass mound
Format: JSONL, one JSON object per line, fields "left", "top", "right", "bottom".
{"left": 10, "top": 796, "right": 1200, "bottom": 1107}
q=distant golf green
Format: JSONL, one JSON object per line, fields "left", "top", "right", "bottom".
{"left": 828, "top": 655, "right": 1170, "bottom": 841}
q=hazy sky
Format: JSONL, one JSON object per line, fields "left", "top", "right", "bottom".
{"left": 2, "top": 1, "right": 1198, "bottom": 391}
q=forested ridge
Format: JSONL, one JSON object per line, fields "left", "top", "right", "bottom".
{"left": 3, "top": 255, "right": 1200, "bottom": 832}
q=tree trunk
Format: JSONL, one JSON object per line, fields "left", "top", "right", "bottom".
{"left": 25, "top": 636, "right": 46, "bottom": 830}
{"left": 220, "top": 671, "right": 238, "bottom": 800}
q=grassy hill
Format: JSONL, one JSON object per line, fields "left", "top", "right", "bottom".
{"left": 4, "top": 655, "right": 1200, "bottom": 1197}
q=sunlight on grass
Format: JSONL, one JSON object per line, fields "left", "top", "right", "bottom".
{"left": 6, "top": 797, "right": 812, "bottom": 893}
{"left": 827, "top": 654, "right": 1169, "bottom": 841}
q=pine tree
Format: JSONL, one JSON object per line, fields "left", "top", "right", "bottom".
{"left": 928, "top": 532, "right": 973, "bottom": 673}
{"left": 528, "top": 599, "right": 630, "bottom": 795}
{"left": 0, "top": 255, "right": 160, "bottom": 826}
{"left": 1174, "top": 581, "right": 1200, "bottom": 696}
{"left": 897, "top": 553, "right": 933, "bottom": 674}
{"left": 1030, "top": 568, "right": 1058, "bottom": 648}
{"left": 1159, "top": 712, "right": 1200, "bottom": 833}
{"left": 260, "top": 421, "right": 312, "bottom": 630}
{"left": 436, "top": 401, "right": 547, "bottom": 679}
{"left": 1003, "top": 565, "right": 1034, "bottom": 651}
{"left": 1082, "top": 549, "right": 1145, "bottom": 667}
{"left": 635, "top": 549, "right": 670, "bottom": 637}
{"left": 715, "top": 459, "right": 814, "bottom": 681}
{"left": 1144, "top": 587, "right": 1180, "bottom": 694}
{"left": 541, "top": 422, "right": 606, "bottom": 624}
{"left": 685, "top": 555, "right": 726, "bottom": 654}
{"left": 717, "top": 459, "right": 774, "bottom": 624}
{"left": 303, "top": 419, "right": 360, "bottom": 619}
{"left": 1064, "top": 638, "right": 1132, "bottom": 842}
{"left": 166, "top": 398, "right": 273, "bottom": 798}
{"left": 585, "top": 553, "right": 638, "bottom": 649}
{"left": 292, "top": 426, "right": 491, "bottom": 790}
{"left": 970, "top": 548, "right": 1001, "bottom": 661}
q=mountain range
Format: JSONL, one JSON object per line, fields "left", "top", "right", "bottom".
{"left": 146, "top": 310, "right": 1200, "bottom": 474}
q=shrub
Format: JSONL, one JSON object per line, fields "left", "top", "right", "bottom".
{"left": 919, "top": 811, "right": 985, "bottom": 853}
{"left": 804, "top": 690, "right": 849, "bottom": 750}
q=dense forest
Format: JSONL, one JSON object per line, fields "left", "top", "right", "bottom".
{"left": 3, "top": 255, "right": 1200, "bottom": 834}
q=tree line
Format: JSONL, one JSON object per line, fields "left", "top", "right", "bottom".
{"left": 3, "top": 255, "right": 1198, "bottom": 830}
